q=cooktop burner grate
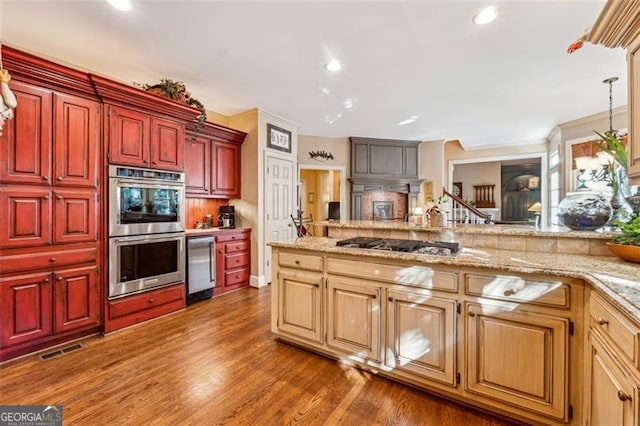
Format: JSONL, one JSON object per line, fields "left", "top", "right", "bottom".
{"left": 336, "top": 237, "right": 461, "bottom": 256}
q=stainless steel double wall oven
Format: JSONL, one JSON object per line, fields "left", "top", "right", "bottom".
{"left": 108, "top": 165, "right": 186, "bottom": 298}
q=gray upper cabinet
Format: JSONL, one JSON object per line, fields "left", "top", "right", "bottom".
{"left": 350, "top": 137, "right": 420, "bottom": 180}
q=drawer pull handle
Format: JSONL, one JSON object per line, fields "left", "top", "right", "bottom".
{"left": 236, "top": 275, "right": 240, "bottom": 279}
{"left": 597, "top": 317, "right": 609, "bottom": 326}
{"left": 503, "top": 289, "right": 518, "bottom": 296}
{"left": 469, "top": 312, "right": 476, "bottom": 317}
{"left": 42, "top": 175, "right": 49, "bottom": 181}
{"left": 149, "top": 298, "right": 155, "bottom": 303}
{"left": 618, "top": 390, "right": 632, "bottom": 402}
{"left": 56, "top": 195, "right": 63, "bottom": 200}
{"left": 371, "top": 294, "right": 377, "bottom": 299}
{"left": 50, "top": 257, "right": 56, "bottom": 262}
{"left": 43, "top": 195, "right": 50, "bottom": 200}
{"left": 388, "top": 297, "right": 394, "bottom": 302}
{"left": 313, "top": 283, "right": 320, "bottom": 288}
{"left": 57, "top": 276, "right": 63, "bottom": 281}
{"left": 44, "top": 278, "right": 49, "bottom": 283}
{"left": 57, "top": 176, "right": 63, "bottom": 181}
{"left": 295, "top": 260, "right": 301, "bottom": 265}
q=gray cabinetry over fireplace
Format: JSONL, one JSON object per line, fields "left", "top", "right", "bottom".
{"left": 350, "top": 137, "right": 420, "bottom": 180}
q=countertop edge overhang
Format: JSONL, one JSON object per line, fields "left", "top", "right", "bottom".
{"left": 318, "top": 220, "right": 616, "bottom": 240}
{"left": 270, "top": 237, "right": 640, "bottom": 323}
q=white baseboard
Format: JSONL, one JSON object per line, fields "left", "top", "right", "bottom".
{"left": 250, "top": 275, "right": 269, "bottom": 288}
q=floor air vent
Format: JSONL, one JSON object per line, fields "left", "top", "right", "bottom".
{"left": 39, "top": 343, "right": 84, "bottom": 361}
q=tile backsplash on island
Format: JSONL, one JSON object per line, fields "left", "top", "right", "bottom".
{"left": 186, "top": 198, "right": 228, "bottom": 228}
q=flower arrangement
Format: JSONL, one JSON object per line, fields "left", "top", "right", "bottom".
{"left": 425, "top": 196, "right": 449, "bottom": 215}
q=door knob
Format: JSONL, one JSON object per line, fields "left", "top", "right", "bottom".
{"left": 618, "top": 390, "right": 632, "bottom": 402}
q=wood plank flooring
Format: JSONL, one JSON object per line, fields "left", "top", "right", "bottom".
{"left": 0, "top": 287, "right": 521, "bottom": 425}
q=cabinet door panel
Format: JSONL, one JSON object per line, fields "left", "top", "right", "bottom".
{"left": 589, "top": 334, "right": 635, "bottom": 425}
{"left": 185, "top": 135, "right": 210, "bottom": 195}
{"left": 0, "top": 81, "right": 52, "bottom": 185}
{"left": 53, "top": 93, "right": 99, "bottom": 187}
{"left": 466, "top": 302, "right": 568, "bottom": 420}
{"left": 53, "top": 190, "right": 98, "bottom": 244}
{"left": 629, "top": 36, "right": 640, "bottom": 178}
{"left": 0, "top": 272, "right": 53, "bottom": 347}
{"left": 211, "top": 141, "right": 240, "bottom": 198}
{"left": 327, "top": 278, "right": 381, "bottom": 362}
{"left": 108, "top": 105, "right": 150, "bottom": 167}
{"left": 0, "top": 188, "right": 51, "bottom": 248}
{"left": 386, "top": 291, "right": 457, "bottom": 386}
{"left": 54, "top": 266, "right": 99, "bottom": 333}
{"left": 277, "top": 271, "right": 322, "bottom": 343}
{"left": 150, "top": 117, "right": 184, "bottom": 171}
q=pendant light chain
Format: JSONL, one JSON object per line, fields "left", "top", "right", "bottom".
{"left": 603, "top": 76, "right": 619, "bottom": 136}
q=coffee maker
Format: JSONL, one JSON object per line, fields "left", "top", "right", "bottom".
{"left": 218, "top": 205, "right": 235, "bottom": 229}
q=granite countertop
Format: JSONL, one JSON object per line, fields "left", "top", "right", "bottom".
{"left": 318, "top": 220, "right": 617, "bottom": 240}
{"left": 270, "top": 236, "right": 640, "bottom": 323}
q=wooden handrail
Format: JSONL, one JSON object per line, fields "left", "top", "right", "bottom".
{"left": 442, "top": 187, "right": 492, "bottom": 223}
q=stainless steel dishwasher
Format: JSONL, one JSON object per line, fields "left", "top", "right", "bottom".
{"left": 186, "top": 236, "right": 215, "bottom": 305}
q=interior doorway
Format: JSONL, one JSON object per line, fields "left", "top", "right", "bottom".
{"left": 298, "top": 165, "right": 347, "bottom": 233}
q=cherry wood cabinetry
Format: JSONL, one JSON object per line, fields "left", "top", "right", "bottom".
{"left": 106, "top": 104, "right": 185, "bottom": 171}
{"left": 0, "top": 46, "right": 102, "bottom": 362}
{"left": 92, "top": 74, "right": 200, "bottom": 172}
{"left": 214, "top": 229, "right": 251, "bottom": 295}
{"left": 185, "top": 121, "right": 246, "bottom": 199}
{"left": 104, "top": 282, "right": 185, "bottom": 333}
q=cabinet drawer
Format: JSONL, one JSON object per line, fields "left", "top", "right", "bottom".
{"left": 279, "top": 252, "right": 323, "bottom": 272}
{"left": 109, "top": 284, "right": 185, "bottom": 320}
{"left": 590, "top": 292, "right": 639, "bottom": 366}
{"left": 327, "top": 257, "right": 457, "bottom": 292}
{"left": 215, "top": 232, "right": 249, "bottom": 243}
{"left": 225, "top": 252, "right": 249, "bottom": 270}
{"left": 224, "top": 267, "right": 249, "bottom": 286}
{"left": 225, "top": 240, "right": 248, "bottom": 254}
{"left": 466, "top": 273, "right": 570, "bottom": 308}
{"left": 0, "top": 246, "right": 97, "bottom": 274}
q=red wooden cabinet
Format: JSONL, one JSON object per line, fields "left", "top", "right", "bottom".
{"left": 184, "top": 122, "right": 245, "bottom": 199}
{"left": 107, "top": 104, "right": 150, "bottom": 167}
{"left": 53, "top": 189, "right": 98, "bottom": 245}
{"left": 0, "top": 272, "right": 53, "bottom": 348}
{"left": 214, "top": 229, "right": 251, "bottom": 295}
{"left": 184, "top": 136, "right": 210, "bottom": 195}
{"left": 53, "top": 93, "right": 100, "bottom": 188}
{"left": 107, "top": 105, "right": 185, "bottom": 171}
{"left": 0, "top": 187, "right": 51, "bottom": 248}
{"left": 0, "top": 81, "right": 52, "bottom": 185}
{"left": 53, "top": 265, "right": 100, "bottom": 333}
{"left": 150, "top": 117, "right": 184, "bottom": 171}
{"left": 211, "top": 140, "right": 241, "bottom": 198}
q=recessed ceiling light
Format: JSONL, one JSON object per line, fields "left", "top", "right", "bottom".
{"left": 473, "top": 6, "right": 498, "bottom": 25}
{"left": 397, "top": 116, "right": 419, "bottom": 126}
{"left": 325, "top": 59, "right": 342, "bottom": 72}
{"left": 106, "top": 0, "right": 132, "bottom": 11}
{"left": 343, "top": 98, "right": 357, "bottom": 110}
{"left": 318, "top": 86, "right": 331, "bottom": 95}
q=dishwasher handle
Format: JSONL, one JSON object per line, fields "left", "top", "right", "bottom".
{"left": 209, "top": 241, "right": 216, "bottom": 286}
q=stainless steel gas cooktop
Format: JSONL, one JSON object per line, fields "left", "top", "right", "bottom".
{"left": 336, "top": 237, "right": 461, "bottom": 256}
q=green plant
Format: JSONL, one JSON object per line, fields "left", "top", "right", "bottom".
{"left": 612, "top": 214, "right": 640, "bottom": 246}
{"left": 593, "top": 131, "right": 627, "bottom": 171}
{"left": 134, "top": 78, "right": 207, "bottom": 122}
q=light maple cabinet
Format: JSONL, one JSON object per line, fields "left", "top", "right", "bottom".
{"left": 275, "top": 270, "right": 323, "bottom": 344}
{"left": 465, "top": 301, "right": 569, "bottom": 420}
{"left": 585, "top": 290, "right": 640, "bottom": 425}
{"left": 386, "top": 290, "right": 457, "bottom": 387}
{"left": 629, "top": 35, "right": 640, "bottom": 181}
{"left": 184, "top": 121, "right": 246, "bottom": 199}
{"left": 326, "top": 277, "right": 382, "bottom": 363}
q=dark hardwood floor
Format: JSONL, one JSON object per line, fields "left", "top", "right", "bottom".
{"left": 0, "top": 286, "right": 520, "bottom": 425}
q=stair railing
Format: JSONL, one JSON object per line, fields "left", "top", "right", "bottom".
{"left": 442, "top": 187, "right": 492, "bottom": 224}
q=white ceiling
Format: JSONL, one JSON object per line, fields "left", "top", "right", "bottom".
{"left": 0, "top": 0, "right": 629, "bottom": 149}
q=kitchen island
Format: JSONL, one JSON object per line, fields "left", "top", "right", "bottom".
{"left": 270, "top": 234, "right": 640, "bottom": 426}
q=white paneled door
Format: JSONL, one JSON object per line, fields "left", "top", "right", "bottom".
{"left": 264, "top": 155, "right": 295, "bottom": 284}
